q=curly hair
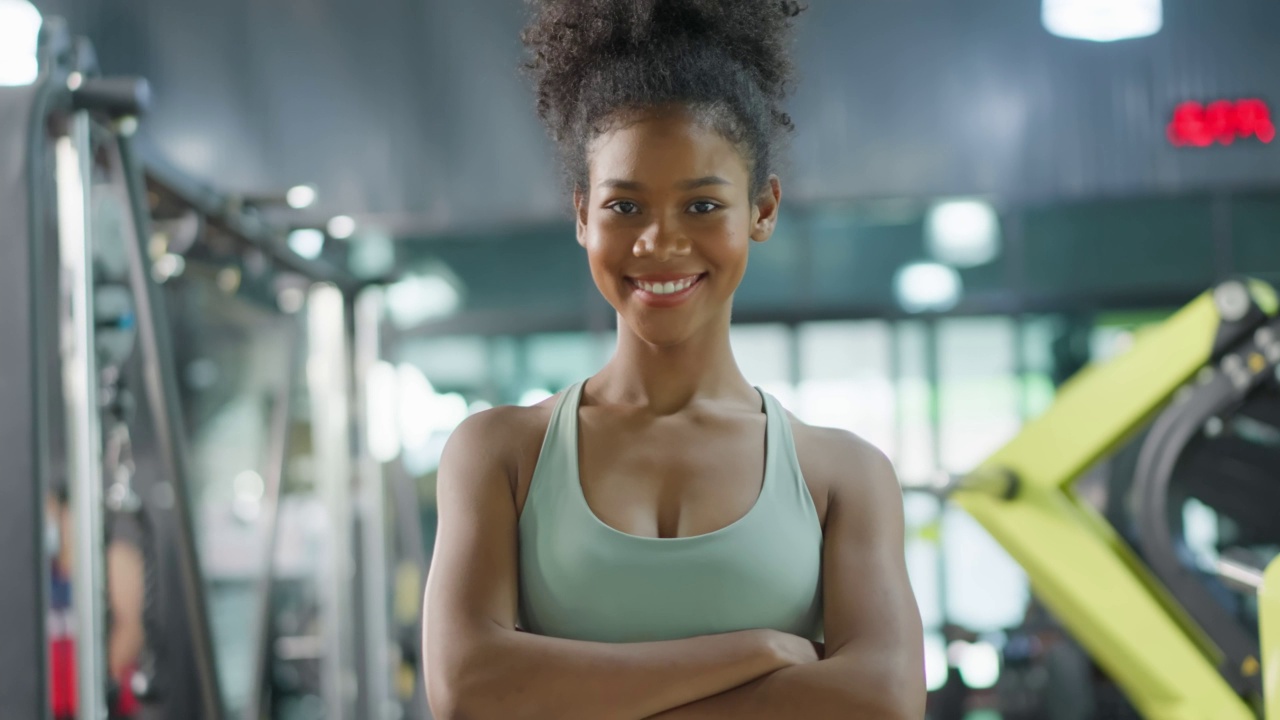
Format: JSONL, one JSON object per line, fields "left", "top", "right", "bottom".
{"left": 522, "top": 0, "right": 803, "bottom": 197}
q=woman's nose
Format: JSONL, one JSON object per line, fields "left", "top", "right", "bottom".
{"left": 633, "top": 222, "right": 691, "bottom": 261}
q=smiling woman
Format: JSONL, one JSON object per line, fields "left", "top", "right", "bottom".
{"left": 421, "top": 2, "right": 926, "bottom": 719}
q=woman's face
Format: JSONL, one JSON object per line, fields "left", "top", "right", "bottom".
{"left": 577, "top": 108, "right": 781, "bottom": 347}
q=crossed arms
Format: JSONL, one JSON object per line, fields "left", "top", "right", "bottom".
{"left": 423, "top": 410, "right": 925, "bottom": 720}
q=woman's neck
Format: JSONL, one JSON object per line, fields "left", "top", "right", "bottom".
{"left": 589, "top": 313, "right": 757, "bottom": 414}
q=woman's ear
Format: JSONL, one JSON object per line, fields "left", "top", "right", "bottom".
{"left": 750, "top": 176, "right": 783, "bottom": 244}
{"left": 574, "top": 187, "right": 589, "bottom": 248}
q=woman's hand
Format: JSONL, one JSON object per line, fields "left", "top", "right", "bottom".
{"left": 762, "top": 629, "right": 822, "bottom": 667}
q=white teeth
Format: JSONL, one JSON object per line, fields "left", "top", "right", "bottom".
{"left": 635, "top": 276, "right": 698, "bottom": 295}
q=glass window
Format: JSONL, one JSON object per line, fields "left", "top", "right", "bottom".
{"left": 938, "top": 318, "right": 1021, "bottom": 474}
{"left": 796, "top": 321, "right": 895, "bottom": 456}
{"left": 397, "top": 335, "right": 489, "bottom": 392}
{"left": 895, "top": 322, "right": 937, "bottom": 485}
{"left": 1020, "top": 316, "right": 1059, "bottom": 420}
{"left": 730, "top": 324, "right": 795, "bottom": 409}
{"left": 527, "top": 332, "right": 608, "bottom": 392}
{"left": 904, "top": 492, "right": 943, "bottom": 631}
{"left": 942, "top": 507, "right": 1030, "bottom": 632}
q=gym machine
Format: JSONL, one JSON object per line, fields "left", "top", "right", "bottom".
{"left": 951, "top": 278, "right": 1280, "bottom": 719}
{"left": 0, "top": 17, "right": 428, "bottom": 720}
{"left": 0, "top": 17, "right": 223, "bottom": 720}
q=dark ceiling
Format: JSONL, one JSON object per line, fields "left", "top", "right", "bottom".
{"left": 32, "top": 0, "right": 1280, "bottom": 240}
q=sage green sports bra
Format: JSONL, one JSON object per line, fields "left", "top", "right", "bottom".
{"left": 517, "top": 380, "right": 824, "bottom": 643}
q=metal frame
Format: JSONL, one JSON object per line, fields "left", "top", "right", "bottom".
{"left": 308, "top": 284, "right": 357, "bottom": 720}
{"left": 242, "top": 321, "right": 302, "bottom": 720}
{"left": 0, "top": 79, "right": 55, "bottom": 720}
{"left": 1264, "top": 557, "right": 1280, "bottom": 720}
{"left": 56, "top": 109, "right": 110, "bottom": 720}
{"left": 354, "top": 289, "right": 396, "bottom": 720}
{"left": 1131, "top": 315, "right": 1280, "bottom": 700}
{"left": 952, "top": 281, "right": 1278, "bottom": 719}
{"left": 143, "top": 168, "right": 359, "bottom": 291}
{"left": 119, "top": 130, "right": 226, "bottom": 720}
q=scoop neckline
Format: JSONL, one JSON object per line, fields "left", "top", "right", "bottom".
{"left": 567, "top": 380, "right": 773, "bottom": 543}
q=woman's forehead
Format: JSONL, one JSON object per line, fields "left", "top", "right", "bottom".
{"left": 587, "top": 112, "right": 750, "bottom": 186}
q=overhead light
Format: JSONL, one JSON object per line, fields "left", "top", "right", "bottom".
{"left": 0, "top": 0, "right": 42, "bottom": 87}
{"left": 286, "top": 185, "right": 317, "bottom": 209}
{"left": 287, "top": 228, "right": 326, "bottom": 260}
{"left": 232, "top": 470, "right": 265, "bottom": 523}
{"left": 327, "top": 215, "right": 356, "bottom": 239}
{"left": 385, "top": 271, "right": 462, "bottom": 329}
{"left": 216, "top": 267, "right": 241, "bottom": 294}
{"left": 925, "top": 199, "right": 1001, "bottom": 268}
{"left": 348, "top": 232, "right": 396, "bottom": 279}
{"left": 1042, "top": 0, "right": 1162, "bottom": 42}
{"left": 277, "top": 286, "right": 306, "bottom": 314}
{"left": 894, "top": 262, "right": 962, "bottom": 313}
{"left": 152, "top": 253, "right": 186, "bottom": 283}
{"left": 953, "top": 640, "right": 1001, "bottom": 690}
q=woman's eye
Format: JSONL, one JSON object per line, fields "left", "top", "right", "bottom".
{"left": 689, "top": 201, "right": 720, "bottom": 214}
{"left": 609, "top": 201, "right": 640, "bottom": 215}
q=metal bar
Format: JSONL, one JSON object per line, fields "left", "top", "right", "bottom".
{"left": 308, "top": 284, "right": 356, "bottom": 720}
{"left": 355, "top": 289, "right": 395, "bottom": 720}
{"left": 143, "top": 169, "right": 358, "bottom": 289}
{"left": 384, "top": 459, "right": 432, "bottom": 719}
{"left": 117, "top": 133, "right": 225, "bottom": 719}
{"left": 56, "top": 112, "right": 109, "bottom": 720}
{"left": 241, "top": 322, "right": 302, "bottom": 720}
{"left": 0, "top": 81, "right": 53, "bottom": 720}
{"left": 1262, "top": 556, "right": 1279, "bottom": 720}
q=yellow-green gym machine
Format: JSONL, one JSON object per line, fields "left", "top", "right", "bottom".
{"left": 952, "top": 279, "right": 1280, "bottom": 720}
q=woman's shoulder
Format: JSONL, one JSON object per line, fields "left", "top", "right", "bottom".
{"left": 444, "top": 396, "right": 559, "bottom": 460}
{"left": 438, "top": 392, "right": 565, "bottom": 497}
{"left": 786, "top": 414, "right": 898, "bottom": 512}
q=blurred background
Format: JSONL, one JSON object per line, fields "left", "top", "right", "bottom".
{"left": 2, "top": 0, "right": 1279, "bottom": 719}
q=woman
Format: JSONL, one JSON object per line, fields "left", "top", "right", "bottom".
{"left": 423, "top": 1, "right": 925, "bottom": 717}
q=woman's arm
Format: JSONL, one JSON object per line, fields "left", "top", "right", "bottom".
{"left": 423, "top": 409, "right": 818, "bottom": 720}
{"left": 645, "top": 433, "right": 926, "bottom": 720}
{"left": 106, "top": 540, "right": 146, "bottom": 681}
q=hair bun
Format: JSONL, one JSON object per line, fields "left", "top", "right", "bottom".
{"left": 523, "top": 0, "right": 803, "bottom": 193}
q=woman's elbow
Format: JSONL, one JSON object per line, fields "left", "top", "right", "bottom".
{"left": 426, "top": 648, "right": 515, "bottom": 720}
{"left": 427, "top": 670, "right": 487, "bottom": 720}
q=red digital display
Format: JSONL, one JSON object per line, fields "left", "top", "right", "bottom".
{"left": 1168, "top": 99, "right": 1275, "bottom": 147}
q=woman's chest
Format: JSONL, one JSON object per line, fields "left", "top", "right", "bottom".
{"left": 574, "top": 410, "right": 827, "bottom": 538}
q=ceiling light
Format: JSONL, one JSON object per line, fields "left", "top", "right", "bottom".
{"left": 1043, "top": 0, "right": 1162, "bottom": 42}
{"left": 925, "top": 199, "right": 1001, "bottom": 268}
{"left": 286, "top": 184, "right": 317, "bottom": 209}
{"left": 327, "top": 215, "right": 356, "bottom": 239}
{"left": 0, "top": 0, "right": 42, "bottom": 87}
{"left": 954, "top": 640, "right": 1001, "bottom": 690}
{"left": 894, "top": 262, "right": 962, "bottom": 313}
{"left": 386, "top": 273, "right": 462, "bottom": 329}
{"left": 287, "top": 228, "right": 326, "bottom": 260}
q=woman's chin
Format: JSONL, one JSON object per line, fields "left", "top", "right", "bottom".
{"left": 620, "top": 315, "right": 705, "bottom": 349}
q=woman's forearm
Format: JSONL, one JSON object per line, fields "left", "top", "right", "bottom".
{"left": 643, "top": 649, "right": 923, "bottom": 720}
{"left": 432, "top": 627, "right": 804, "bottom": 720}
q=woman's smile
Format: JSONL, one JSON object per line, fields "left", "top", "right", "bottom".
{"left": 627, "top": 272, "right": 707, "bottom": 307}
